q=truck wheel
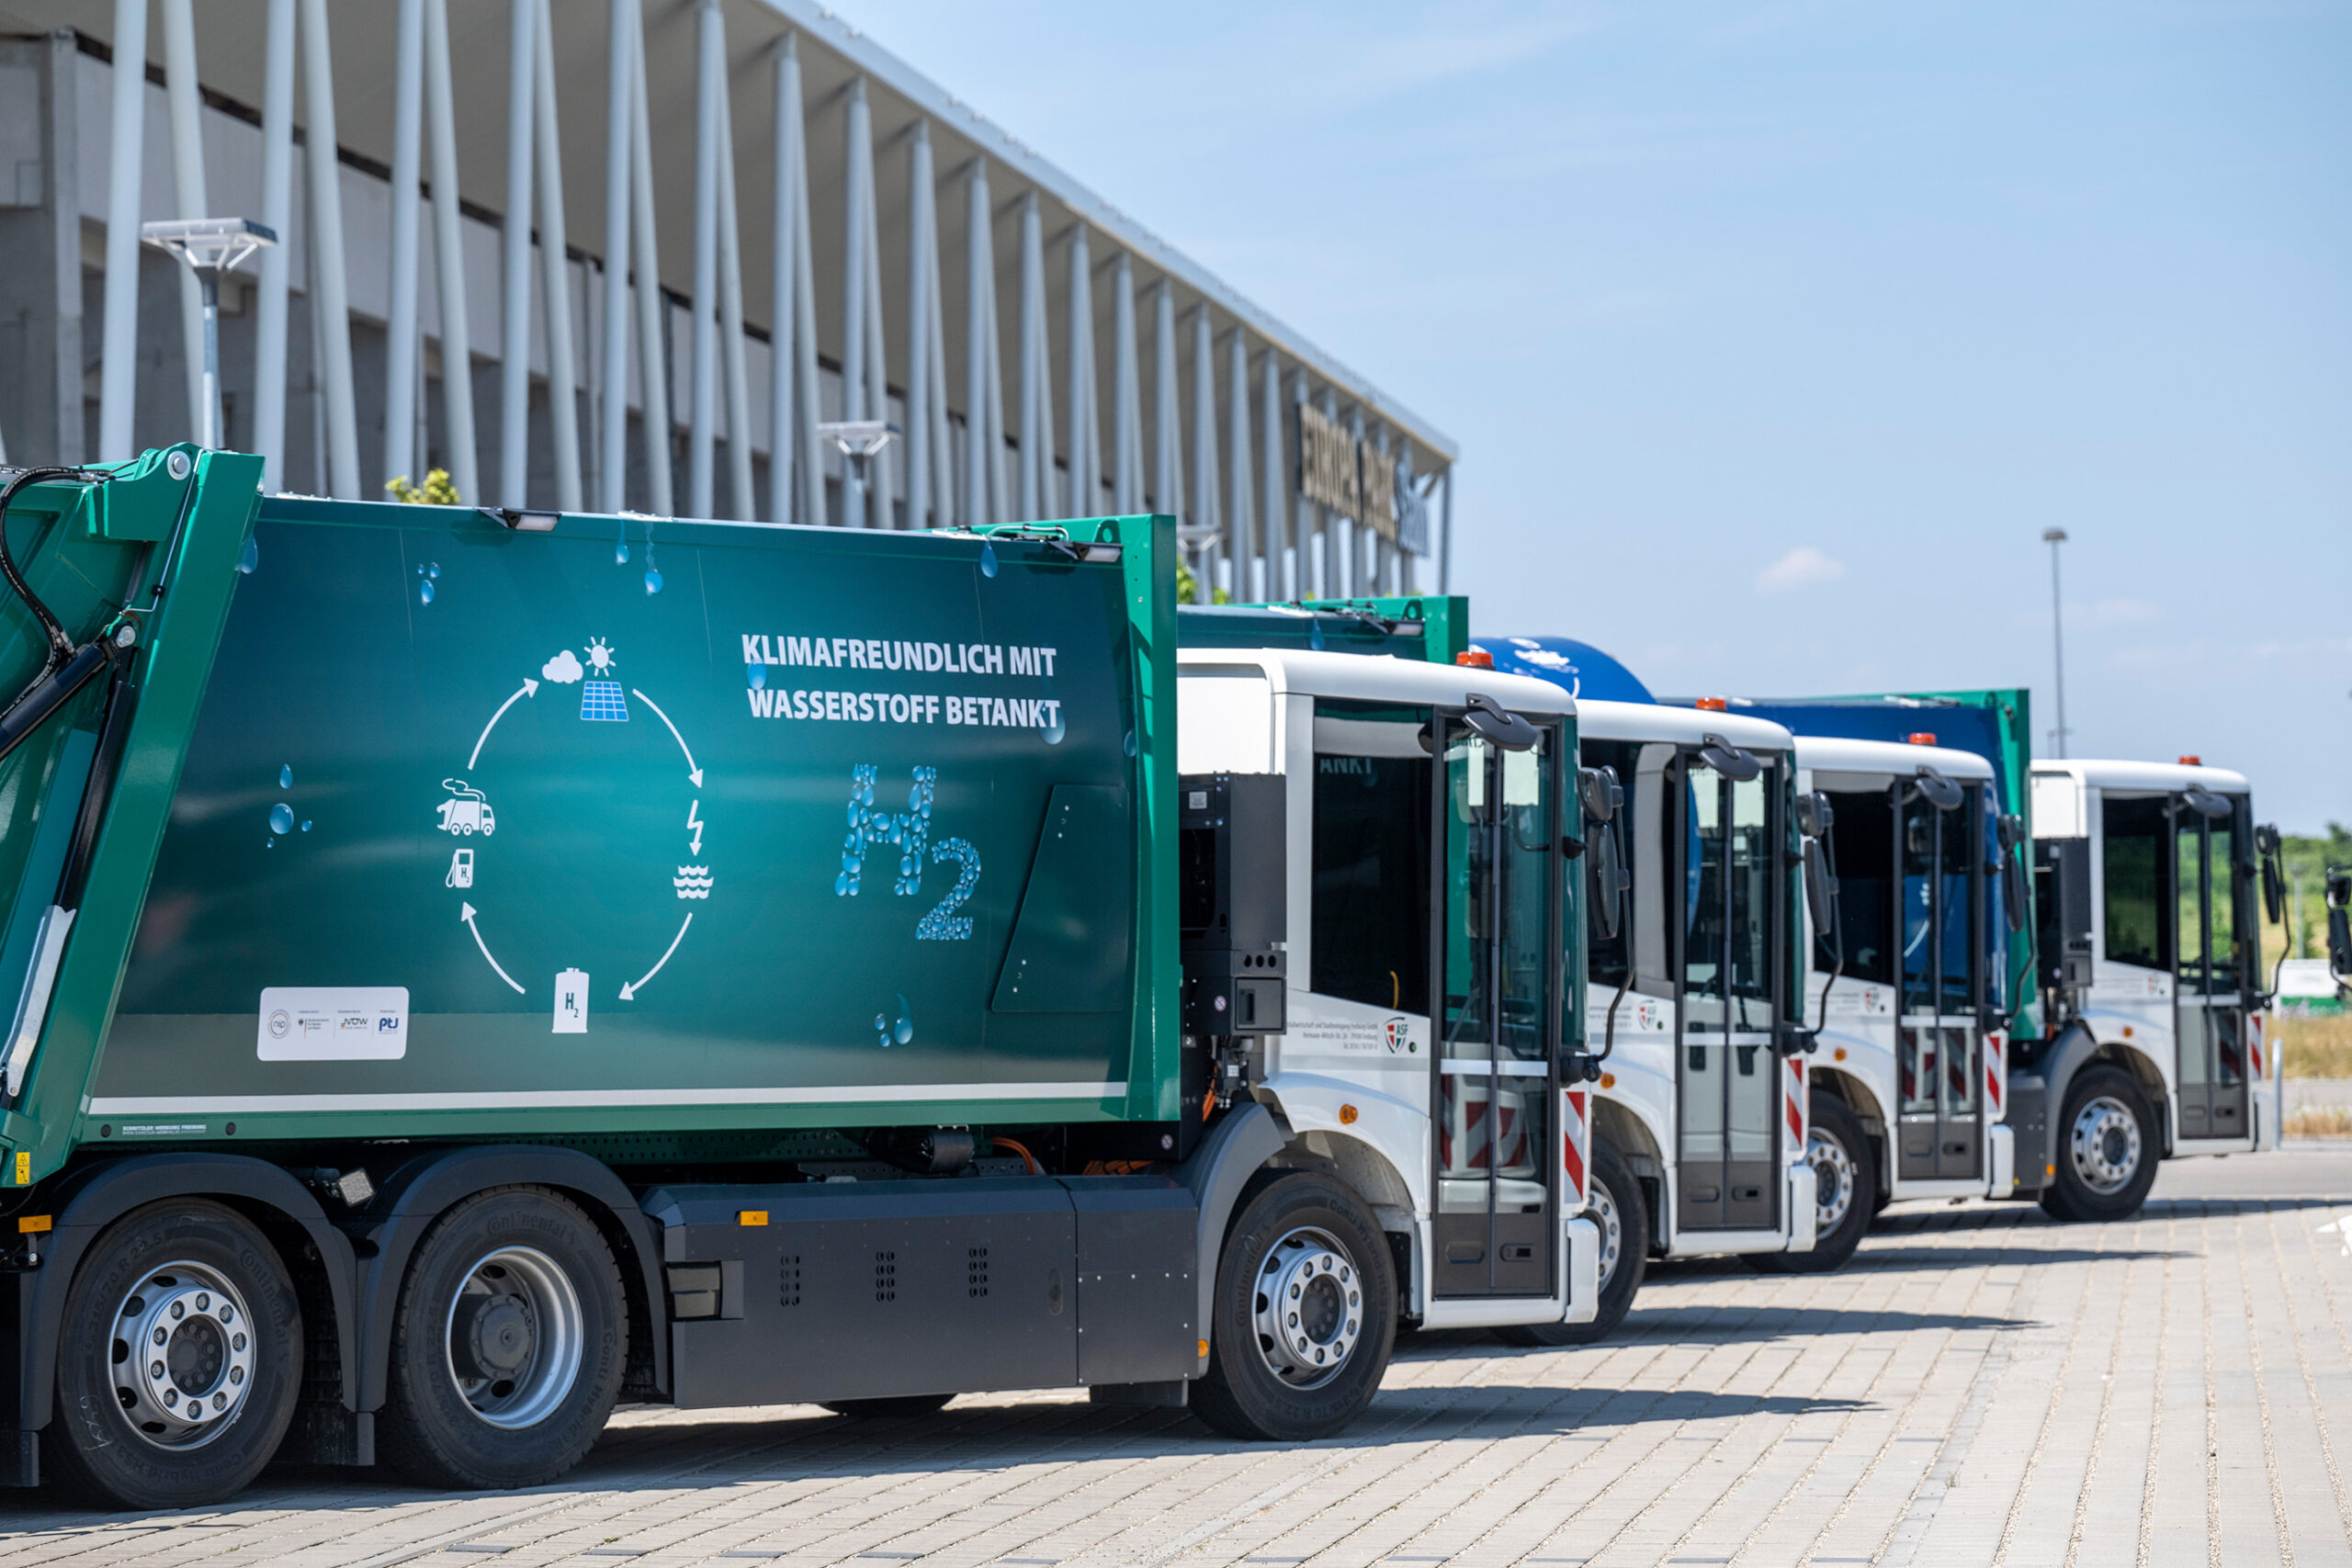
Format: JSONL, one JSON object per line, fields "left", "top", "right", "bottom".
{"left": 1192, "top": 1173, "right": 1396, "bottom": 1441}
{"left": 1492, "top": 1136, "right": 1647, "bottom": 1348}
{"left": 2040, "top": 1066, "right": 2159, "bottom": 1223}
{"left": 47, "top": 1199, "right": 304, "bottom": 1509}
{"left": 379, "top": 1188, "right": 626, "bottom": 1490}
{"left": 1746, "top": 1092, "right": 1873, "bottom": 1274}
{"left": 821, "top": 1393, "right": 955, "bottom": 1419}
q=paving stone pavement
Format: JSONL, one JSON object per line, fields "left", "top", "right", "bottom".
{"left": 5, "top": 1150, "right": 2352, "bottom": 1568}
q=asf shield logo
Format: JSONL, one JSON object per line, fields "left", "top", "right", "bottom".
{"left": 1384, "top": 1017, "right": 1411, "bottom": 1054}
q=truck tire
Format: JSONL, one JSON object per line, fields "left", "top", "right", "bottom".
{"left": 46, "top": 1199, "right": 304, "bottom": 1510}
{"left": 1747, "top": 1093, "right": 1873, "bottom": 1274}
{"left": 1192, "top": 1173, "right": 1396, "bottom": 1441}
{"left": 2040, "top": 1065, "right": 2159, "bottom": 1223}
{"left": 1492, "top": 1135, "right": 1647, "bottom": 1348}
{"left": 379, "top": 1187, "right": 626, "bottom": 1490}
{"left": 821, "top": 1394, "right": 955, "bottom": 1419}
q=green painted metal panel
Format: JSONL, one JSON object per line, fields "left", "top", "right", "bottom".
{"left": 1, "top": 460, "right": 1178, "bottom": 1165}
{"left": 11, "top": 447, "right": 263, "bottom": 1181}
{"left": 1180, "top": 596, "right": 1464, "bottom": 664}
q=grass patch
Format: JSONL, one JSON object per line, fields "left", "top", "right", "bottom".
{"left": 2286, "top": 1104, "right": 2352, "bottom": 1139}
{"left": 2278, "top": 1014, "right": 2352, "bottom": 1078}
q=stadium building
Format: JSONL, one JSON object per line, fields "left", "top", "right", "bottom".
{"left": 0, "top": 0, "right": 1456, "bottom": 597}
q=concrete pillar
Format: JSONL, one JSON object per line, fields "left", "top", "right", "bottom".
{"left": 0, "top": 34, "right": 83, "bottom": 466}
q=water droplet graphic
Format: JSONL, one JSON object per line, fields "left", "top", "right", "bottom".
{"left": 979, "top": 542, "right": 999, "bottom": 579}
{"left": 1124, "top": 728, "right": 1138, "bottom": 758}
{"left": 1042, "top": 710, "right": 1067, "bottom": 745}
{"left": 893, "top": 997, "right": 914, "bottom": 1046}
{"left": 1309, "top": 619, "right": 1327, "bottom": 651}
{"left": 644, "top": 568, "right": 663, "bottom": 595}
{"left": 418, "top": 579, "right": 435, "bottom": 605}
{"left": 835, "top": 872, "right": 851, "bottom": 896}
{"left": 615, "top": 541, "right": 631, "bottom": 564}
{"left": 278, "top": 764, "right": 293, "bottom": 789}
{"left": 264, "top": 837, "right": 275, "bottom": 849}
{"left": 427, "top": 562, "right": 441, "bottom": 580}
{"left": 747, "top": 662, "right": 766, "bottom": 690}
{"left": 268, "top": 803, "right": 294, "bottom": 835}
{"left": 300, "top": 820, "right": 311, "bottom": 832}
{"left": 236, "top": 536, "right": 258, "bottom": 574}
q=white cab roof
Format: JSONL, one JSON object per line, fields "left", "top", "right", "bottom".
{"left": 2032, "top": 758, "right": 2250, "bottom": 795}
{"left": 1176, "top": 648, "right": 1575, "bottom": 716}
{"left": 1795, "top": 735, "right": 1993, "bottom": 782}
{"left": 1575, "top": 698, "right": 1792, "bottom": 752}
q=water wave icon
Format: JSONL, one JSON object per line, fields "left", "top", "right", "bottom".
{"left": 673, "top": 864, "right": 714, "bottom": 899}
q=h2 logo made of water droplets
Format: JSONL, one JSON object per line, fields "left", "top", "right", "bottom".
{"left": 834, "top": 764, "right": 978, "bottom": 941}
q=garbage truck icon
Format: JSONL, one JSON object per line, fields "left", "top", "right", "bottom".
{"left": 436, "top": 780, "right": 496, "bottom": 837}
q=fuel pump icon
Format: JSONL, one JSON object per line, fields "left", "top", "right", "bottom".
{"left": 447, "top": 848, "right": 474, "bottom": 889}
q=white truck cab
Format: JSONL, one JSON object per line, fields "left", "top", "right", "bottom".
{"left": 1177, "top": 648, "right": 1602, "bottom": 1335}
{"left": 1792, "top": 735, "right": 2018, "bottom": 1255}
{"left": 2022, "top": 758, "right": 2283, "bottom": 1217}
{"left": 1563, "top": 698, "right": 1824, "bottom": 1339}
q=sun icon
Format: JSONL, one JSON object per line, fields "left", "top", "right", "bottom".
{"left": 584, "top": 637, "right": 617, "bottom": 675}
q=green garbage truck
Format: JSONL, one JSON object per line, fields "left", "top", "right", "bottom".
{"left": 0, "top": 450, "right": 1597, "bottom": 1508}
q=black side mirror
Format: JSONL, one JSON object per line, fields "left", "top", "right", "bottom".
{"left": 2256, "top": 824, "right": 2285, "bottom": 925}
{"left": 1794, "top": 789, "right": 1834, "bottom": 840}
{"left": 2328, "top": 867, "right": 2352, "bottom": 984}
{"left": 1577, "top": 764, "right": 1622, "bottom": 826}
{"left": 1996, "top": 812, "right": 2026, "bottom": 854}
{"left": 1803, "top": 837, "right": 1838, "bottom": 947}
{"left": 1464, "top": 693, "right": 1538, "bottom": 751}
{"left": 1912, "top": 766, "right": 1962, "bottom": 811}
{"left": 2184, "top": 784, "right": 2233, "bottom": 819}
{"left": 2004, "top": 855, "right": 2028, "bottom": 933}
{"left": 1697, "top": 732, "right": 1760, "bottom": 782}
{"left": 1589, "top": 819, "right": 1628, "bottom": 942}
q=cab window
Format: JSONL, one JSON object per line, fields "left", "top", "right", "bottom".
{"left": 2102, "top": 795, "right": 2171, "bottom": 970}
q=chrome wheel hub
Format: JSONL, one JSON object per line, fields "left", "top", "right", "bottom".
{"left": 1588, "top": 1177, "right": 1623, "bottom": 1289}
{"left": 1809, "top": 1127, "right": 1858, "bottom": 1233}
{"left": 1250, "top": 1226, "right": 1363, "bottom": 1390}
{"left": 111, "top": 1262, "right": 255, "bottom": 1449}
{"left": 445, "top": 1246, "right": 583, "bottom": 1429}
{"left": 2070, "top": 1095, "right": 2142, "bottom": 1195}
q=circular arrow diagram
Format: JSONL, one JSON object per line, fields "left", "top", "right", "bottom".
{"left": 449, "top": 654, "right": 710, "bottom": 1005}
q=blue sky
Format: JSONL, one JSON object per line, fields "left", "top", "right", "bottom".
{"left": 838, "top": 1, "right": 2351, "bottom": 829}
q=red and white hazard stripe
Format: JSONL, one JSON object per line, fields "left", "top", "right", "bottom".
{"left": 1984, "top": 1028, "right": 2007, "bottom": 1122}
{"left": 2248, "top": 1011, "right": 2266, "bottom": 1082}
{"left": 1783, "top": 1055, "right": 1807, "bottom": 1154}
{"left": 1562, "top": 1088, "right": 1590, "bottom": 1211}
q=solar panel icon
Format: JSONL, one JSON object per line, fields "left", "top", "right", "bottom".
{"left": 580, "top": 681, "right": 629, "bottom": 722}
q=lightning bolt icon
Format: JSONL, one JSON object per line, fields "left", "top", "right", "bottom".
{"left": 686, "top": 800, "right": 704, "bottom": 857}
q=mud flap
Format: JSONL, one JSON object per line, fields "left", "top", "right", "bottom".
{"left": 1785, "top": 1164, "right": 1818, "bottom": 1252}
{"left": 1562, "top": 1214, "right": 1600, "bottom": 1324}
{"left": 1986, "top": 1122, "right": 2016, "bottom": 1197}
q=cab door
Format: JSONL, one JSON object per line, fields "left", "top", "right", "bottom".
{"left": 2174, "top": 794, "right": 2249, "bottom": 1140}
{"left": 1673, "top": 751, "right": 1781, "bottom": 1233}
{"left": 1896, "top": 781, "right": 1983, "bottom": 1180}
{"left": 1432, "top": 714, "right": 1562, "bottom": 1297}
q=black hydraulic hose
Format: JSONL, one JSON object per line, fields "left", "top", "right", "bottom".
{"left": 0, "top": 468, "right": 97, "bottom": 682}
{"left": 0, "top": 642, "right": 111, "bottom": 770}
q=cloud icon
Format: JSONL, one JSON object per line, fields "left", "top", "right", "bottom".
{"left": 542, "top": 649, "right": 584, "bottom": 684}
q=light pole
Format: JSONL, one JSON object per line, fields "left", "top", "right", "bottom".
{"left": 141, "top": 218, "right": 277, "bottom": 451}
{"left": 2042, "top": 526, "right": 2070, "bottom": 758}
{"left": 819, "top": 420, "right": 896, "bottom": 526}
